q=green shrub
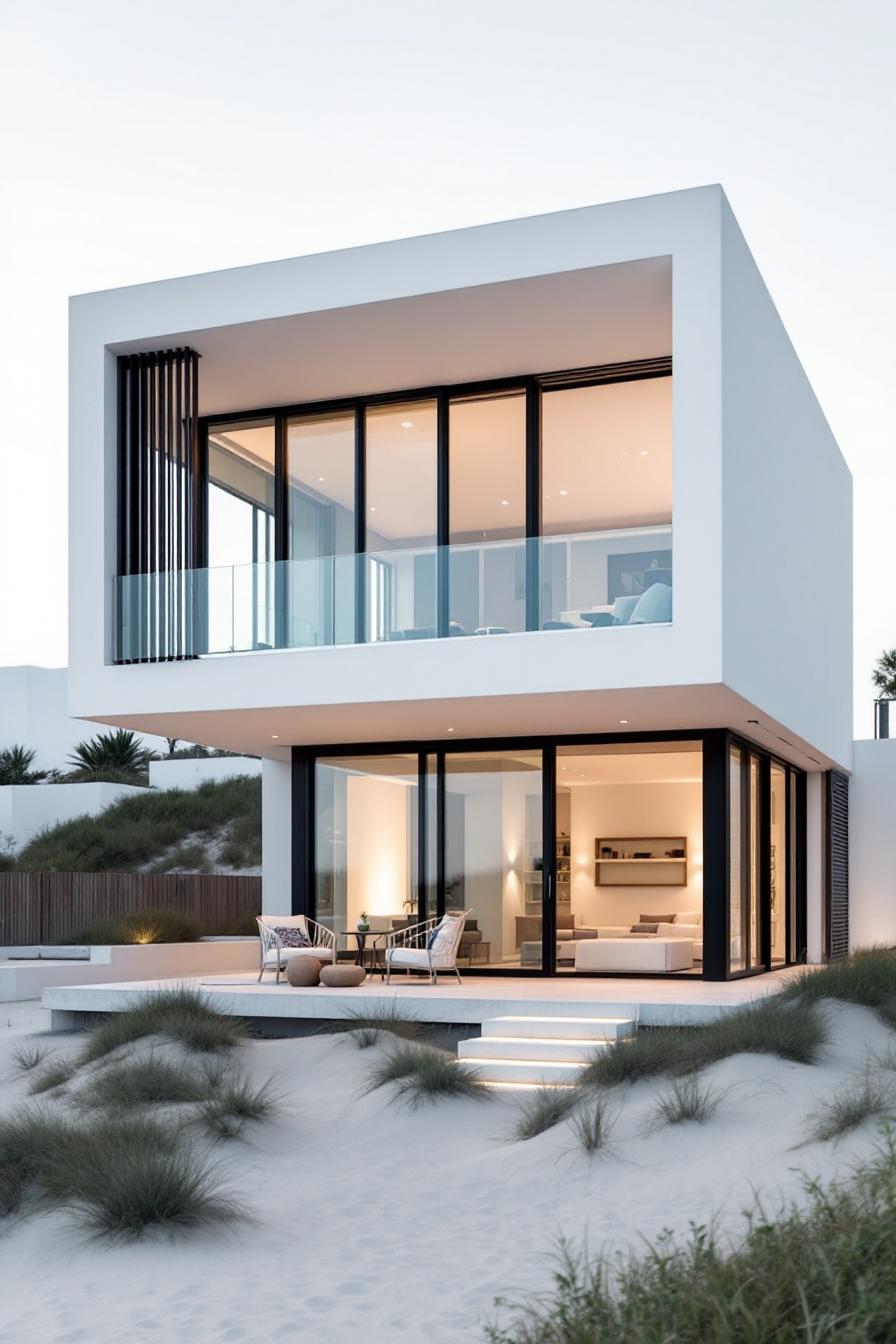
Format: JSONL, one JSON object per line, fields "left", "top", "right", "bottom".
{"left": 802, "top": 1075, "right": 896, "bottom": 1145}
{"left": 16, "top": 775, "right": 260, "bottom": 873}
{"left": 147, "top": 843, "right": 213, "bottom": 875}
{"left": 486, "top": 1140, "right": 896, "bottom": 1344}
{"left": 61, "top": 907, "right": 202, "bottom": 946}
{"left": 583, "top": 997, "right": 825, "bottom": 1088}
{"left": 366, "top": 1044, "right": 489, "bottom": 1108}
{"left": 513, "top": 1087, "right": 580, "bottom": 1141}
{"left": 79, "top": 988, "right": 244, "bottom": 1064}
{"left": 782, "top": 948, "right": 896, "bottom": 1026}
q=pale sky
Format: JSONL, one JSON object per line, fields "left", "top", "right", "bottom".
{"left": 1, "top": 0, "right": 893, "bottom": 738}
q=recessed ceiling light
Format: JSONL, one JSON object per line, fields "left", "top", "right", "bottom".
{"left": 369, "top": 506, "right": 376, "bottom": 512}
{"left": 619, "top": 719, "right": 629, "bottom": 725}
{"left": 559, "top": 489, "right": 568, "bottom": 496}
{"left": 447, "top": 727, "right": 455, "bottom": 733}
{"left": 640, "top": 450, "right": 648, "bottom": 457}
{"left": 271, "top": 734, "right": 279, "bottom": 739}
{"left": 318, "top": 475, "right": 325, "bottom": 482}
{"left": 400, "top": 421, "right": 414, "bottom": 429}
{"left": 500, "top": 499, "right": 510, "bottom": 506}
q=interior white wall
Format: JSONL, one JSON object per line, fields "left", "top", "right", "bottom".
{"left": 345, "top": 774, "right": 411, "bottom": 925}
{"left": 849, "top": 740, "right": 896, "bottom": 949}
{"left": 720, "top": 200, "right": 852, "bottom": 770}
{"left": 567, "top": 781, "right": 703, "bottom": 927}
{"left": 260, "top": 757, "right": 291, "bottom": 914}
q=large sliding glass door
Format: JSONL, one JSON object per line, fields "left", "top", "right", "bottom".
{"left": 302, "top": 732, "right": 806, "bottom": 981}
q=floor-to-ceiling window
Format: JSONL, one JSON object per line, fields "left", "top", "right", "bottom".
{"left": 555, "top": 741, "right": 703, "bottom": 976}
{"left": 443, "top": 750, "right": 544, "bottom": 970}
{"left": 314, "top": 755, "right": 420, "bottom": 951}
{"left": 540, "top": 376, "right": 672, "bottom": 628}
{"left": 287, "top": 410, "right": 356, "bottom": 647}
{"left": 206, "top": 419, "right": 275, "bottom": 652}
{"left": 448, "top": 390, "right": 527, "bottom": 634}
{"left": 365, "top": 401, "right": 438, "bottom": 641}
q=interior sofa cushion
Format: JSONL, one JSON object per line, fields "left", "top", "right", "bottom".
{"left": 631, "top": 922, "right": 659, "bottom": 934}
{"left": 629, "top": 581, "right": 672, "bottom": 625}
{"left": 575, "top": 937, "right": 694, "bottom": 973}
{"left": 639, "top": 912, "right": 675, "bottom": 924}
{"left": 612, "top": 595, "right": 640, "bottom": 624}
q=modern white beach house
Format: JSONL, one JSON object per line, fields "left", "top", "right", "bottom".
{"left": 67, "top": 185, "right": 856, "bottom": 987}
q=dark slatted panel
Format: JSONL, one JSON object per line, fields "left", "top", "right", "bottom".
{"left": 116, "top": 348, "right": 201, "bottom": 663}
{"left": 826, "top": 770, "right": 849, "bottom": 960}
{"left": 0, "top": 873, "right": 260, "bottom": 945}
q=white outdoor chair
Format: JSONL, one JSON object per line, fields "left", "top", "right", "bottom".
{"left": 384, "top": 910, "right": 471, "bottom": 985}
{"left": 256, "top": 914, "right": 338, "bottom": 984}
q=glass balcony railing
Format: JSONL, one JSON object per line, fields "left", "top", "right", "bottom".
{"left": 114, "top": 525, "right": 672, "bottom": 662}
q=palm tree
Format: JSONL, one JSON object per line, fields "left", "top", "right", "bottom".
{"left": 872, "top": 649, "right": 896, "bottom": 700}
{"left": 68, "top": 729, "right": 152, "bottom": 783}
{"left": 0, "top": 745, "right": 45, "bottom": 786}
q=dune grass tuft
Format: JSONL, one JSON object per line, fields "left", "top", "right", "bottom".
{"left": 323, "top": 1002, "right": 424, "bottom": 1049}
{"left": 61, "top": 907, "right": 202, "bottom": 946}
{"left": 486, "top": 1139, "right": 896, "bottom": 1344}
{"left": 366, "top": 1043, "right": 488, "bottom": 1108}
{"left": 12, "top": 1044, "right": 52, "bottom": 1074}
{"left": 0, "top": 1107, "right": 241, "bottom": 1237}
{"left": 79, "top": 1056, "right": 215, "bottom": 1110}
{"left": 648, "top": 1076, "right": 723, "bottom": 1130}
{"left": 582, "top": 996, "right": 825, "bottom": 1088}
{"left": 197, "top": 1077, "right": 279, "bottom": 1140}
{"left": 782, "top": 948, "right": 896, "bottom": 1027}
{"left": 78, "top": 988, "right": 244, "bottom": 1064}
{"left": 29, "top": 1061, "right": 76, "bottom": 1095}
{"left": 572, "top": 1096, "right": 615, "bottom": 1154}
{"left": 802, "top": 1075, "right": 896, "bottom": 1145}
{"left": 513, "top": 1086, "right": 580, "bottom": 1141}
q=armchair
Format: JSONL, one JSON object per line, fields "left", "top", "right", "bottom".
{"left": 384, "top": 910, "right": 471, "bottom": 985}
{"left": 256, "top": 915, "right": 337, "bottom": 984}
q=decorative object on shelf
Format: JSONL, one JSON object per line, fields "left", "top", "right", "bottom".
{"left": 356, "top": 911, "right": 370, "bottom": 932}
{"left": 594, "top": 837, "right": 688, "bottom": 887}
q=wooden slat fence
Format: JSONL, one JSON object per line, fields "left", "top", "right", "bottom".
{"left": 0, "top": 873, "right": 261, "bottom": 945}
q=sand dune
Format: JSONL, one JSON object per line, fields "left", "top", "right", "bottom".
{"left": 0, "top": 999, "right": 891, "bottom": 1343}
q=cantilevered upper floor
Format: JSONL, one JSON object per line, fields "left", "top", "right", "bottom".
{"left": 68, "top": 186, "right": 852, "bottom": 769}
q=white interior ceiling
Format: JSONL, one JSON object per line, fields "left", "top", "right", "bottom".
{"left": 111, "top": 257, "right": 672, "bottom": 417}
{"left": 558, "top": 748, "right": 702, "bottom": 786}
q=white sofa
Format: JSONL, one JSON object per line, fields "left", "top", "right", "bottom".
{"left": 575, "top": 937, "right": 695, "bottom": 973}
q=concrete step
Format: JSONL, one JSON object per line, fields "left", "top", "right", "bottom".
{"left": 459, "top": 1057, "right": 588, "bottom": 1086}
{"left": 480, "top": 1014, "right": 634, "bottom": 1041}
{"left": 459, "top": 1036, "right": 609, "bottom": 1064}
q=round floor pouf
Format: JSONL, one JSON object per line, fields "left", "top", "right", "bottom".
{"left": 319, "top": 964, "right": 366, "bottom": 988}
{"left": 286, "top": 956, "right": 324, "bottom": 987}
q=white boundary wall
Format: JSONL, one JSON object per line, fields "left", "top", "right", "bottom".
{"left": 149, "top": 756, "right": 261, "bottom": 790}
{"left": 850, "top": 739, "right": 896, "bottom": 949}
{"left": 0, "top": 781, "right": 145, "bottom": 848}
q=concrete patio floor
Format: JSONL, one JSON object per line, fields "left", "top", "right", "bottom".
{"left": 42, "top": 965, "right": 811, "bottom": 1030}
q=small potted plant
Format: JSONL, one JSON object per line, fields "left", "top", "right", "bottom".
{"left": 357, "top": 911, "right": 370, "bottom": 932}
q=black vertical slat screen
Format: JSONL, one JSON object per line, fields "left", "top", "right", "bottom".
{"left": 116, "top": 349, "right": 201, "bottom": 662}
{"left": 825, "top": 770, "right": 849, "bottom": 960}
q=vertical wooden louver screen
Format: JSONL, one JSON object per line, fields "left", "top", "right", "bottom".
{"left": 825, "top": 770, "right": 849, "bottom": 960}
{"left": 116, "top": 349, "right": 202, "bottom": 662}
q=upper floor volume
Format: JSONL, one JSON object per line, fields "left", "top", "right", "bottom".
{"left": 115, "top": 353, "right": 674, "bottom": 662}
{"left": 69, "top": 186, "right": 852, "bottom": 768}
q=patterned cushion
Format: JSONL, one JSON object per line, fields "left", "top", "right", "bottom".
{"left": 274, "top": 925, "right": 311, "bottom": 948}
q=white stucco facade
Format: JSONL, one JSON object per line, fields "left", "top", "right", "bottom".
{"left": 66, "top": 186, "right": 859, "bottom": 970}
